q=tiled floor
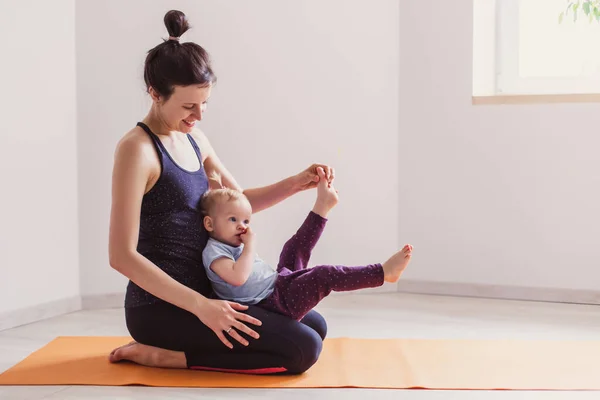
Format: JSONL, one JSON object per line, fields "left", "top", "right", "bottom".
{"left": 1, "top": 292, "right": 599, "bottom": 399}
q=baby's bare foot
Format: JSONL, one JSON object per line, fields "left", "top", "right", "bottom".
{"left": 108, "top": 340, "right": 186, "bottom": 368}
{"left": 382, "top": 244, "right": 413, "bottom": 283}
{"left": 312, "top": 168, "right": 338, "bottom": 218}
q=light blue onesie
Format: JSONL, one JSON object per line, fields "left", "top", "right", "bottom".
{"left": 202, "top": 237, "right": 277, "bottom": 304}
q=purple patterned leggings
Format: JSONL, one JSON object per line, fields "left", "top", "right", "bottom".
{"left": 258, "top": 211, "right": 384, "bottom": 320}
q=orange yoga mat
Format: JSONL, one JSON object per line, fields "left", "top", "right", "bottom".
{"left": 1, "top": 336, "right": 600, "bottom": 390}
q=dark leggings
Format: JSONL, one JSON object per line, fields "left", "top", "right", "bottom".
{"left": 125, "top": 302, "right": 327, "bottom": 374}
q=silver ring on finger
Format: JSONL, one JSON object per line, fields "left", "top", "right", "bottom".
{"left": 226, "top": 327, "right": 232, "bottom": 334}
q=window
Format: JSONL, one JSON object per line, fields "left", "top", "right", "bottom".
{"left": 473, "top": 0, "right": 600, "bottom": 96}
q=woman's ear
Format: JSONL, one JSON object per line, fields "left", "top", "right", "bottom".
{"left": 203, "top": 215, "right": 214, "bottom": 232}
{"left": 148, "top": 87, "right": 162, "bottom": 103}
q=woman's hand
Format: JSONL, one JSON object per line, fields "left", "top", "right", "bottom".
{"left": 195, "top": 298, "right": 262, "bottom": 349}
{"left": 295, "top": 163, "right": 335, "bottom": 191}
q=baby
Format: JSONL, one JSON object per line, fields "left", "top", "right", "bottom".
{"left": 200, "top": 168, "right": 413, "bottom": 321}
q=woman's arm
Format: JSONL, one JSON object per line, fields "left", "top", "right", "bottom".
{"left": 241, "top": 165, "right": 334, "bottom": 213}
{"left": 243, "top": 176, "right": 300, "bottom": 213}
{"left": 109, "top": 132, "right": 260, "bottom": 348}
{"left": 194, "top": 130, "right": 334, "bottom": 213}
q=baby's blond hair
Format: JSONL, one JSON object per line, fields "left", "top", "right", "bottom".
{"left": 200, "top": 171, "right": 247, "bottom": 216}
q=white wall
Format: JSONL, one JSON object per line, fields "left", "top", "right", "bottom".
{"left": 398, "top": 0, "right": 600, "bottom": 291}
{"left": 76, "top": 0, "right": 600, "bottom": 302}
{"left": 0, "top": 0, "right": 79, "bottom": 314}
{"left": 76, "top": 0, "right": 401, "bottom": 297}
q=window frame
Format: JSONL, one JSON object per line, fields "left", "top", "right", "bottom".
{"left": 495, "top": 0, "right": 600, "bottom": 95}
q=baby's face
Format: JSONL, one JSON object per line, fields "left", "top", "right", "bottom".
{"left": 209, "top": 199, "right": 252, "bottom": 246}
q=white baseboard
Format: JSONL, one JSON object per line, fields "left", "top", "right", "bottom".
{"left": 81, "top": 284, "right": 600, "bottom": 309}
{"left": 0, "top": 296, "right": 82, "bottom": 332}
{"left": 397, "top": 279, "right": 600, "bottom": 305}
{"left": 81, "top": 292, "right": 125, "bottom": 309}
{"left": 333, "top": 281, "right": 400, "bottom": 296}
{"left": 2, "top": 282, "right": 597, "bottom": 332}
{"left": 81, "top": 288, "right": 399, "bottom": 306}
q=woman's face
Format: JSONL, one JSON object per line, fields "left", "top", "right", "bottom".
{"left": 151, "top": 84, "right": 212, "bottom": 133}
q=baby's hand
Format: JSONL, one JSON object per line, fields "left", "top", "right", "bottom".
{"left": 313, "top": 167, "right": 339, "bottom": 217}
{"left": 240, "top": 226, "right": 256, "bottom": 247}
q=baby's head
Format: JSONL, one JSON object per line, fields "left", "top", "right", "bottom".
{"left": 200, "top": 185, "right": 252, "bottom": 247}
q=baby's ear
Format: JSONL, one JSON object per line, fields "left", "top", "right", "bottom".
{"left": 203, "top": 216, "right": 214, "bottom": 231}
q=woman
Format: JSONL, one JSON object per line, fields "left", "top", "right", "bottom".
{"left": 108, "top": 10, "right": 334, "bottom": 374}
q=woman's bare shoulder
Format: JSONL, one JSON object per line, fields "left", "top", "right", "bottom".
{"left": 112, "top": 126, "right": 161, "bottom": 194}
{"left": 114, "top": 126, "right": 157, "bottom": 161}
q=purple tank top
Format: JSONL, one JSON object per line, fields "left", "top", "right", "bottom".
{"left": 125, "top": 122, "right": 211, "bottom": 307}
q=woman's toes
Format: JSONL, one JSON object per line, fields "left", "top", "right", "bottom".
{"left": 108, "top": 341, "right": 137, "bottom": 363}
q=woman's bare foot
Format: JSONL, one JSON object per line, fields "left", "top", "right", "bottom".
{"left": 382, "top": 244, "right": 413, "bottom": 283}
{"left": 108, "top": 340, "right": 186, "bottom": 369}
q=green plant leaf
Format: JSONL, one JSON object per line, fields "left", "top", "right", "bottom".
{"left": 584, "top": 1, "right": 591, "bottom": 14}
{"left": 557, "top": 0, "right": 600, "bottom": 24}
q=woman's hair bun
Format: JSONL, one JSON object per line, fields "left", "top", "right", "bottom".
{"left": 164, "top": 10, "right": 190, "bottom": 39}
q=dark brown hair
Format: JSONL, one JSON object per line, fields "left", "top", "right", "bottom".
{"left": 144, "top": 10, "right": 216, "bottom": 100}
